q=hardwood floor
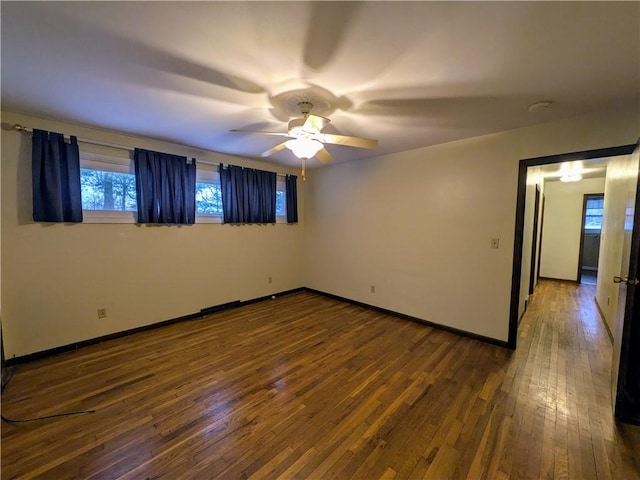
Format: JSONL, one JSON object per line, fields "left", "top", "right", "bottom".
{"left": 2, "top": 280, "right": 639, "bottom": 479}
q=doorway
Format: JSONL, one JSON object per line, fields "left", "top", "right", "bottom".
{"left": 509, "top": 142, "right": 639, "bottom": 424}
{"left": 509, "top": 143, "right": 637, "bottom": 348}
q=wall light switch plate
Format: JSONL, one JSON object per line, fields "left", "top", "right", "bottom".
{"left": 491, "top": 238, "right": 500, "bottom": 249}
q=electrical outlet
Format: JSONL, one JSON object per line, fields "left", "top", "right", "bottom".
{"left": 97, "top": 308, "right": 107, "bottom": 319}
{"left": 491, "top": 238, "right": 500, "bottom": 249}
{"left": 370, "top": 285, "right": 376, "bottom": 294}
{"left": 268, "top": 277, "right": 273, "bottom": 284}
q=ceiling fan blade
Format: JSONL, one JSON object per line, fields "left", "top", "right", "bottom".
{"left": 260, "top": 142, "right": 288, "bottom": 157}
{"left": 230, "top": 129, "right": 291, "bottom": 137}
{"left": 303, "top": 114, "right": 331, "bottom": 132}
{"left": 316, "top": 147, "right": 334, "bottom": 164}
{"left": 321, "top": 133, "right": 378, "bottom": 149}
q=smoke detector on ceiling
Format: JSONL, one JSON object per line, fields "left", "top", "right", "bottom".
{"left": 528, "top": 100, "right": 553, "bottom": 112}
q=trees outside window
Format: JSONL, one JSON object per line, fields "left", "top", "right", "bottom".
{"left": 80, "top": 169, "right": 137, "bottom": 211}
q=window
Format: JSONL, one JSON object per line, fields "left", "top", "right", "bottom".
{"left": 276, "top": 180, "right": 286, "bottom": 219}
{"left": 80, "top": 151, "right": 137, "bottom": 223}
{"left": 80, "top": 151, "right": 287, "bottom": 224}
{"left": 195, "top": 166, "right": 222, "bottom": 223}
{"left": 81, "top": 170, "right": 136, "bottom": 211}
{"left": 584, "top": 195, "right": 604, "bottom": 231}
{"left": 194, "top": 166, "right": 286, "bottom": 223}
{"left": 195, "top": 181, "right": 223, "bottom": 215}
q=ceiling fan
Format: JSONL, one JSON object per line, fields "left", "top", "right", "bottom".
{"left": 230, "top": 101, "right": 378, "bottom": 179}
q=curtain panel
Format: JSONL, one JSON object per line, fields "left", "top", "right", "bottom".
{"left": 285, "top": 174, "right": 298, "bottom": 223}
{"left": 32, "top": 129, "right": 83, "bottom": 222}
{"left": 219, "top": 164, "right": 276, "bottom": 224}
{"left": 134, "top": 148, "right": 196, "bottom": 224}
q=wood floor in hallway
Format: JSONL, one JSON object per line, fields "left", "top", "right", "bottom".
{"left": 2, "top": 280, "right": 639, "bottom": 479}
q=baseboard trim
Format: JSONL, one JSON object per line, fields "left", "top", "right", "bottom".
{"left": 6, "top": 286, "right": 510, "bottom": 365}
{"left": 518, "top": 302, "right": 528, "bottom": 325}
{"left": 1, "top": 366, "right": 10, "bottom": 393}
{"left": 594, "top": 296, "right": 614, "bottom": 343}
{"left": 539, "top": 276, "right": 580, "bottom": 284}
{"left": 5, "top": 287, "right": 304, "bottom": 366}
{"left": 304, "top": 288, "right": 510, "bottom": 349}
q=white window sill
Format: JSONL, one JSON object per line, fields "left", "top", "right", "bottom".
{"left": 80, "top": 212, "right": 290, "bottom": 224}
{"left": 82, "top": 210, "right": 136, "bottom": 223}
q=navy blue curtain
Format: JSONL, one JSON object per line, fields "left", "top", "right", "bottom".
{"left": 32, "top": 129, "right": 83, "bottom": 222}
{"left": 134, "top": 148, "right": 196, "bottom": 224}
{"left": 285, "top": 174, "right": 298, "bottom": 223}
{"left": 219, "top": 164, "right": 276, "bottom": 224}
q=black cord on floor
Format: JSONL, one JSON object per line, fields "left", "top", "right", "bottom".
{"left": 1, "top": 410, "right": 95, "bottom": 423}
{"left": 1, "top": 365, "right": 96, "bottom": 423}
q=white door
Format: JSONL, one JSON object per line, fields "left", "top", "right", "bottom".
{"left": 612, "top": 143, "right": 640, "bottom": 422}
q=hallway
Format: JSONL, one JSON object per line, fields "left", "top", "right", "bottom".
{"left": 581, "top": 268, "right": 598, "bottom": 285}
{"left": 518, "top": 278, "right": 640, "bottom": 478}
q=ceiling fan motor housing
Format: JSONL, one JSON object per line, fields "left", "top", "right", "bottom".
{"left": 297, "top": 101, "right": 313, "bottom": 116}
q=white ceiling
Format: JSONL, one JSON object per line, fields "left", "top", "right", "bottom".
{"left": 2, "top": 1, "right": 638, "bottom": 169}
{"left": 537, "top": 157, "right": 610, "bottom": 182}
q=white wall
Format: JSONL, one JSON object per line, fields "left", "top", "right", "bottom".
{"left": 1, "top": 111, "right": 305, "bottom": 358}
{"left": 538, "top": 177, "right": 606, "bottom": 281}
{"left": 595, "top": 154, "right": 638, "bottom": 336}
{"left": 304, "top": 109, "right": 639, "bottom": 342}
{"left": 2, "top": 108, "right": 638, "bottom": 356}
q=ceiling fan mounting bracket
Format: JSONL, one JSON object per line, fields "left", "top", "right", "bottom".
{"left": 297, "top": 101, "right": 314, "bottom": 117}
{"left": 269, "top": 86, "right": 337, "bottom": 119}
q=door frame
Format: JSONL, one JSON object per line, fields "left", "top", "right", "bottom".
{"left": 577, "top": 193, "right": 605, "bottom": 284}
{"left": 528, "top": 185, "right": 541, "bottom": 295}
{"left": 508, "top": 143, "right": 637, "bottom": 349}
{"left": 536, "top": 194, "right": 545, "bottom": 282}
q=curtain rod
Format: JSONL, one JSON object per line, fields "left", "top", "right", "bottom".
{"left": 11, "top": 123, "right": 137, "bottom": 152}
{"left": 9, "top": 123, "right": 290, "bottom": 177}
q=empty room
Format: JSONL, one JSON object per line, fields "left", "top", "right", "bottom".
{"left": 1, "top": 2, "right": 639, "bottom": 479}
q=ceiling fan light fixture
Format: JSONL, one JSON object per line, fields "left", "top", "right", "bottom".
{"left": 285, "top": 139, "right": 323, "bottom": 159}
